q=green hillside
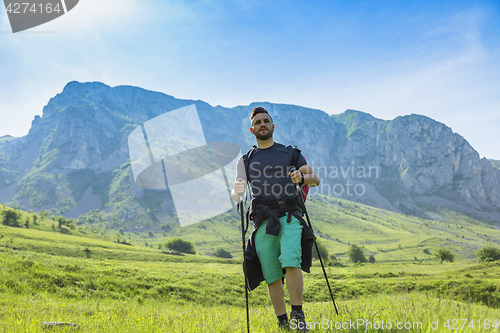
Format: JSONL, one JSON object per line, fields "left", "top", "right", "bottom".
{"left": 3, "top": 192, "right": 500, "bottom": 265}
{"left": 304, "top": 196, "right": 500, "bottom": 263}
{"left": 85, "top": 195, "right": 500, "bottom": 264}
{"left": 3, "top": 202, "right": 500, "bottom": 332}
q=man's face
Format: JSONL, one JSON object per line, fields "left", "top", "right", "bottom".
{"left": 250, "top": 113, "right": 274, "bottom": 140}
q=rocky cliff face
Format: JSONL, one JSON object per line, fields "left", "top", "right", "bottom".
{"left": 0, "top": 81, "right": 499, "bottom": 225}
{"left": 330, "top": 112, "right": 500, "bottom": 215}
{"left": 490, "top": 159, "right": 500, "bottom": 174}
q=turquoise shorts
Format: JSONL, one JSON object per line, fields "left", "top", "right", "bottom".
{"left": 254, "top": 215, "right": 303, "bottom": 284}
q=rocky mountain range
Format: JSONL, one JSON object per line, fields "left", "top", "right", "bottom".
{"left": 1, "top": 81, "right": 499, "bottom": 227}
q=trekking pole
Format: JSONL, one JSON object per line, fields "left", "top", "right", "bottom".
{"left": 237, "top": 185, "right": 250, "bottom": 333}
{"left": 290, "top": 168, "right": 339, "bottom": 315}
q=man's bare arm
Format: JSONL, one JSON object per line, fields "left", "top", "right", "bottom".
{"left": 289, "top": 164, "right": 320, "bottom": 187}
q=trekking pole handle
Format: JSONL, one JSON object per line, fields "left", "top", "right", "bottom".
{"left": 236, "top": 178, "right": 245, "bottom": 203}
{"left": 289, "top": 167, "right": 302, "bottom": 187}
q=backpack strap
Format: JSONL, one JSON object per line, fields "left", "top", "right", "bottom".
{"left": 241, "top": 145, "right": 257, "bottom": 204}
{"left": 242, "top": 145, "right": 257, "bottom": 183}
{"left": 292, "top": 146, "right": 310, "bottom": 202}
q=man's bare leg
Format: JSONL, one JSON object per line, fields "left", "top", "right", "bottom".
{"left": 267, "top": 278, "right": 287, "bottom": 316}
{"left": 285, "top": 267, "right": 303, "bottom": 305}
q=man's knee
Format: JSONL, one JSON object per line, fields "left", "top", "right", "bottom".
{"left": 284, "top": 266, "right": 301, "bottom": 272}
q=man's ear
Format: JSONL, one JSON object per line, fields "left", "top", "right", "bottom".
{"left": 250, "top": 127, "right": 254, "bottom": 134}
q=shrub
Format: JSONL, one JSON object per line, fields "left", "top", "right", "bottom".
{"left": 165, "top": 237, "right": 195, "bottom": 254}
{"left": 313, "top": 240, "right": 329, "bottom": 261}
{"left": 213, "top": 248, "right": 232, "bottom": 259}
{"left": 56, "top": 216, "right": 65, "bottom": 228}
{"left": 368, "top": 255, "right": 376, "bottom": 263}
{"left": 328, "top": 259, "right": 343, "bottom": 267}
{"left": 1, "top": 209, "right": 21, "bottom": 227}
{"left": 348, "top": 244, "right": 367, "bottom": 263}
{"left": 476, "top": 246, "right": 500, "bottom": 262}
{"left": 434, "top": 248, "right": 454, "bottom": 264}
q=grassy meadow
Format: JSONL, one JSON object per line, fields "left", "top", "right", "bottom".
{"left": 2, "top": 245, "right": 500, "bottom": 332}
{"left": 2, "top": 198, "right": 500, "bottom": 332}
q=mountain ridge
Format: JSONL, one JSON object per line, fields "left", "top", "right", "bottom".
{"left": 0, "top": 81, "right": 499, "bottom": 227}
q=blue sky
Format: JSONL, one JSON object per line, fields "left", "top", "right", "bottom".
{"left": 1, "top": 0, "right": 499, "bottom": 158}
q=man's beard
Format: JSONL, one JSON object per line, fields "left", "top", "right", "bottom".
{"left": 255, "top": 127, "right": 273, "bottom": 140}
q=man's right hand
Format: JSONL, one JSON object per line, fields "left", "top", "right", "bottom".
{"left": 233, "top": 180, "right": 246, "bottom": 196}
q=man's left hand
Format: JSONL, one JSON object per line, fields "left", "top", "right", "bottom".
{"left": 289, "top": 170, "right": 303, "bottom": 184}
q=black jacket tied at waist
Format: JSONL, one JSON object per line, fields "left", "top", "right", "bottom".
{"left": 243, "top": 196, "right": 316, "bottom": 291}
{"left": 250, "top": 196, "right": 303, "bottom": 236}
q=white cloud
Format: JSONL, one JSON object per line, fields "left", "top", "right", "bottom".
{"left": 41, "top": 0, "right": 148, "bottom": 34}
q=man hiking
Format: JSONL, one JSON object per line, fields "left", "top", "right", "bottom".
{"left": 232, "top": 107, "right": 320, "bottom": 331}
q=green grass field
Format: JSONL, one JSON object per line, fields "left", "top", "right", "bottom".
{"left": 3, "top": 291, "right": 500, "bottom": 332}
{"left": 2, "top": 198, "right": 500, "bottom": 331}
{"left": 2, "top": 245, "right": 500, "bottom": 332}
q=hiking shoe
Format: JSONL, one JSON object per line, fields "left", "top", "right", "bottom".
{"left": 289, "top": 310, "right": 308, "bottom": 331}
{"left": 278, "top": 319, "right": 290, "bottom": 331}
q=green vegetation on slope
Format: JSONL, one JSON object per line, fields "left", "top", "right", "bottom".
{"left": 5, "top": 190, "right": 500, "bottom": 266}
{"left": 3, "top": 199, "right": 500, "bottom": 332}
{"left": 2, "top": 245, "right": 500, "bottom": 332}
{"left": 2, "top": 221, "right": 500, "bottom": 309}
